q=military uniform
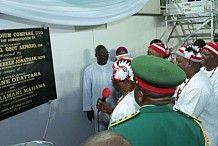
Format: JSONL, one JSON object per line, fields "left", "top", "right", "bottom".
{"left": 109, "top": 56, "right": 207, "bottom": 146}
{"left": 109, "top": 105, "right": 207, "bottom": 146}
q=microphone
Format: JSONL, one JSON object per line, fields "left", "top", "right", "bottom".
{"left": 97, "top": 88, "right": 111, "bottom": 114}
{"left": 97, "top": 88, "right": 111, "bottom": 131}
{"left": 100, "top": 88, "right": 111, "bottom": 102}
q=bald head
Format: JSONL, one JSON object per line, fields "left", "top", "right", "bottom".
{"left": 80, "top": 131, "right": 131, "bottom": 146}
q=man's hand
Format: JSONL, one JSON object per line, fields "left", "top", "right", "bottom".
{"left": 96, "top": 98, "right": 113, "bottom": 115}
{"left": 86, "top": 110, "right": 94, "bottom": 122}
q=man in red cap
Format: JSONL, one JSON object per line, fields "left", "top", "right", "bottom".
{"left": 173, "top": 44, "right": 218, "bottom": 146}
{"left": 96, "top": 56, "right": 140, "bottom": 127}
{"left": 147, "top": 42, "right": 171, "bottom": 60}
{"left": 114, "top": 46, "right": 130, "bottom": 61}
{"left": 115, "top": 46, "right": 128, "bottom": 56}
{"left": 201, "top": 42, "right": 218, "bottom": 80}
{"left": 109, "top": 55, "right": 207, "bottom": 146}
{"left": 200, "top": 42, "right": 218, "bottom": 146}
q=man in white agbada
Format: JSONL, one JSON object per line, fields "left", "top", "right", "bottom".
{"left": 201, "top": 42, "right": 218, "bottom": 103}
{"left": 83, "top": 45, "right": 117, "bottom": 132}
{"left": 173, "top": 45, "right": 218, "bottom": 146}
{"left": 200, "top": 42, "right": 218, "bottom": 146}
{"left": 96, "top": 56, "right": 140, "bottom": 127}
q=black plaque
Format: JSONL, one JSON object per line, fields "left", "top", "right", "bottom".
{"left": 0, "top": 27, "right": 57, "bottom": 121}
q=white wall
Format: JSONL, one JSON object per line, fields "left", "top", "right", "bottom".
{"left": 0, "top": 14, "right": 165, "bottom": 146}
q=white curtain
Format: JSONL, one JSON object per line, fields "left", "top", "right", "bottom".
{"left": 0, "top": 0, "right": 149, "bottom": 26}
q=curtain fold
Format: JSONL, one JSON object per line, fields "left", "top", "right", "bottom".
{"left": 0, "top": 0, "right": 148, "bottom": 26}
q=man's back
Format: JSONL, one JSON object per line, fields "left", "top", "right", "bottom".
{"left": 110, "top": 105, "right": 206, "bottom": 146}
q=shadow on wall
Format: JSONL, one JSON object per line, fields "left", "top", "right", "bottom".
{"left": 0, "top": 46, "right": 97, "bottom": 146}
{"left": 109, "top": 49, "right": 116, "bottom": 61}
{"left": 48, "top": 66, "right": 95, "bottom": 145}
{"left": 46, "top": 91, "right": 95, "bottom": 146}
{"left": 46, "top": 47, "right": 96, "bottom": 145}
{"left": 0, "top": 104, "right": 53, "bottom": 146}
{"left": 0, "top": 87, "right": 94, "bottom": 146}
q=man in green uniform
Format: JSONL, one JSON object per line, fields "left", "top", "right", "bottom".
{"left": 109, "top": 55, "right": 208, "bottom": 146}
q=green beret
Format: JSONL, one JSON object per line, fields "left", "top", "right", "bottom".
{"left": 131, "top": 55, "right": 186, "bottom": 94}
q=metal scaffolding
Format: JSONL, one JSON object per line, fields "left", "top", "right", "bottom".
{"left": 162, "top": 0, "right": 217, "bottom": 51}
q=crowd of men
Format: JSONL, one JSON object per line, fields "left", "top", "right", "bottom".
{"left": 82, "top": 39, "right": 218, "bottom": 146}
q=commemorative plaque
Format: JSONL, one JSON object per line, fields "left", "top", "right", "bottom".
{"left": 0, "top": 27, "right": 57, "bottom": 121}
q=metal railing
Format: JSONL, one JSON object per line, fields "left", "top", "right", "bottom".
{"left": 162, "top": 0, "right": 217, "bottom": 51}
{"left": 160, "top": 0, "right": 217, "bottom": 8}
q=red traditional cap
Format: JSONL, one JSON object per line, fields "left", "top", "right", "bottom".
{"left": 115, "top": 46, "right": 128, "bottom": 56}
{"left": 148, "top": 42, "right": 171, "bottom": 58}
{"left": 112, "top": 56, "right": 133, "bottom": 82}
{"left": 201, "top": 42, "right": 218, "bottom": 57}
{"left": 176, "top": 45, "right": 202, "bottom": 62}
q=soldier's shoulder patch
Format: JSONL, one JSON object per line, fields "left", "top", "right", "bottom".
{"left": 174, "top": 108, "right": 209, "bottom": 146}
{"left": 174, "top": 108, "right": 200, "bottom": 122}
{"left": 110, "top": 110, "right": 140, "bottom": 127}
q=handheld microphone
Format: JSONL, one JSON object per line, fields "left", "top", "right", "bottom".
{"left": 97, "top": 88, "right": 111, "bottom": 131}
{"left": 101, "top": 88, "right": 111, "bottom": 102}
{"left": 98, "top": 88, "right": 111, "bottom": 114}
